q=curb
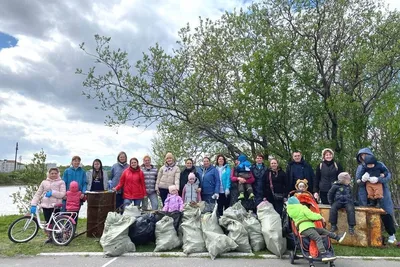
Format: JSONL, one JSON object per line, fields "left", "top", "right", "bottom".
{"left": 38, "top": 252, "right": 400, "bottom": 260}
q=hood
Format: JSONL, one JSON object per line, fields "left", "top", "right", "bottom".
{"left": 289, "top": 158, "right": 305, "bottom": 165}
{"left": 183, "top": 166, "right": 196, "bottom": 173}
{"left": 364, "top": 154, "right": 377, "bottom": 166}
{"left": 238, "top": 154, "right": 247, "bottom": 163}
{"left": 356, "top": 148, "right": 373, "bottom": 164}
{"left": 321, "top": 148, "right": 334, "bottom": 160}
{"left": 287, "top": 203, "right": 303, "bottom": 217}
{"left": 141, "top": 164, "right": 154, "bottom": 169}
{"left": 129, "top": 166, "right": 141, "bottom": 173}
{"left": 203, "top": 165, "right": 216, "bottom": 173}
{"left": 69, "top": 181, "right": 79, "bottom": 192}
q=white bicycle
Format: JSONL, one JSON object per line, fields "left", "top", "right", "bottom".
{"left": 8, "top": 203, "right": 78, "bottom": 246}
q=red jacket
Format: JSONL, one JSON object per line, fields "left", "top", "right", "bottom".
{"left": 66, "top": 181, "right": 81, "bottom": 211}
{"left": 115, "top": 167, "right": 146, "bottom": 200}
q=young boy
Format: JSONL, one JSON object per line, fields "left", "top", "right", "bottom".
{"left": 360, "top": 155, "right": 387, "bottom": 207}
{"left": 236, "top": 154, "right": 254, "bottom": 200}
{"left": 328, "top": 172, "right": 356, "bottom": 235}
{"left": 286, "top": 196, "right": 346, "bottom": 261}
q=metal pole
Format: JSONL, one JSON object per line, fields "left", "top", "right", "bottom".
{"left": 14, "top": 142, "right": 18, "bottom": 171}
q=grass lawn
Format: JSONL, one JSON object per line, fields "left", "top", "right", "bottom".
{"left": 1, "top": 215, "right": 399, "bottom": 257}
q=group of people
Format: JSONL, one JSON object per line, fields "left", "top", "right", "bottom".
{"left": 29, "top": 147, "right": 397, "bottom": 245}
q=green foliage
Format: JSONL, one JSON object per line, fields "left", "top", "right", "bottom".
{"left": 10, "top": 150, "right": 47, "bottom": 214}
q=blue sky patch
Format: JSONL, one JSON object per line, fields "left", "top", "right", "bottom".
{"left": 0, "top": 32, "right": 18, "bottom": 50}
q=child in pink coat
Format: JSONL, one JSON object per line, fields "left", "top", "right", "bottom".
{"left": 162, "top": 185, "right": 184, "bottom": 212}
{"left": 66, "top": 181, "right": 81, "bottom": 212}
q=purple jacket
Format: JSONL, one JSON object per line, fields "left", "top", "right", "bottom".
{"left": 162, "top": 194, "right": 183, "bottom": 212}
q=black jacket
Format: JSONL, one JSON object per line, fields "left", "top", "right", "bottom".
{"left": 264, "top": 168, "right": 288, "bottom": 196}
{"left": 327, "top": 182, "right": 353, "bottom": 204}
{"left": 314, "top": 160, "right": 343, "bottom": 193}
{"left": 251, "top": 163, "right": 268, "bottom": 206}
{"left": 286, "top": 158, "right": 315, "bottom": 193}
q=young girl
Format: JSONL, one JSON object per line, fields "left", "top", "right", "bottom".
{"left": 66, "top": 181, "right": 82, "bottom": 212}
{"left": 31, "top": 168, "right": 66, "bottom": 244}
{"left": 86, "top": 159, "right": 109, "bottom": 192}
{"left": 163, "top": 185, "right": 184, "bottom": 212}
{"left": 182, "top": 173, "right": 201, "bottom": 203}
{"left": 62, "top": 156, "right": 87, "bottom": 226}
{"left": 114, "top": 157, "right": 146, "bottom": 209}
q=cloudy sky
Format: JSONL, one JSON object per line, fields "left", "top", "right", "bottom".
{"left": 0, "top": 0, "right": 399, "bottom": 167}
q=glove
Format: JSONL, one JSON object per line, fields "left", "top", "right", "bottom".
{"left": 361, "top": 173, "right": 369, "bottom": 182}
{"left": 369, "top": 176, "right": 379, "bottom": 184}
{"left": 212, "top": 193, "right": 219, "bottom": 200}
{"left": 30, "top": 206, "right": 37, "bottom": 214}
{"left": 225, "top": 189, "right": 230, "bottom": 197}
{"left": 45, "top": 191, "right": 52, "bottom": 197}
{"left": 313, "top": 192, "right": 319, "bottom": 199}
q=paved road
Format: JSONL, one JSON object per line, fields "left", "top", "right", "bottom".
{"left": 0, "top": 256, "right": 399, "bottom": 267}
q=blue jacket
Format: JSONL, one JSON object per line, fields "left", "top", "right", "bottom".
{"left": 62, "top": 166, "right": 87, "bottom": 192}
{"left": 199, "top": 165, "right": 221, "bottom": 195}
{"left": 110, "top": 162, "right": 129, "bottom": 188}
{"left": 216, "top": 164, "right": 231, "bottom": 191}
{"left": 356, "top": 148, "right": 394, "bottom": 215}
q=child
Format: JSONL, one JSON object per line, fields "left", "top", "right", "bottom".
{"left": 182, "top": 172, "right": 202, "bottom": 203}
{"left": 295, "top": 179, "right": 309, "bottom": 193}
{"left": 31, "top": 168, "right": 66, "bottom": 244}
{"left": 163, "top": 185, "right": 184, "bottom": 212}
{"left": 327, "top": 172, "right": 356, "bottom": 235}
{"left": 286, "top": 196, "right": 346, "bottom": 262}
{"left": 66, "top": 181, "right": 82, "bottom": 213}
{"left": 236, "top": 154, "right": 254, "bottom": 200}
{"left": 360, "top": 155, "right": 386, "bottom": 207}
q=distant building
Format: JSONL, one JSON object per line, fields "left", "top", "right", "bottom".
{"left": 0, "top": 160, "right": 25, "bottom": 173}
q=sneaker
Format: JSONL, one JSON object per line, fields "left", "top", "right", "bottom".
{"left": 388, "top": 235, "right": 397, "bottom": 244}
{"left": 248, "top": 193, "right": 255, "bottom": 199}
{"left": 330, "top": 225, "right": 338, "bottom": 232}
{"left": 336, "top": 232, "right": 347, "bottom": 243}
{"left": 238, "top": 193, "right": 245, "bottom": 200}
{"left": 320, "top": 252, "right": 336, "bottom": 262}
{"left": 349, "top": 226, "right": 355, "bottom": 235}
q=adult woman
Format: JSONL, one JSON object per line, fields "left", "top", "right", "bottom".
{"left": 86, "top": 159, "right": 108, "bottom": 192}
{"left": 199, "top": 157, "right": 220, "bottom": 203}
{"left": 230, "top": 155, "right": 255, "bottom": 209}
{"left": 313, "top": 148, "right": 343, "bottom": 204}
{"left": 251, "top": 154, "right": 268, "bottom": 206}
{"left": 265, "top": 158, "right": 288, "bottom": 217}
{"left": 110, "top": 152, "right": 129, "bottom": 210}
{"left": 141, "top": 155, "right": 158, "bottom": 210}
{"left": 62, "top": 155, "right": 86, "bottom": 225}
{"left": 356, "top": 148, "right": 397, "bottom": 244}
{"left": 179, "top": 158, "right": 200, "bottom": 196}
{"left": 215, "top": 154, "right": 231, "bottom": 216}
{"left": 156, "top": 152, "right": 181, "bottom": 204}
{"left": 114, "top": 157, "right": 146, "bottom": 208}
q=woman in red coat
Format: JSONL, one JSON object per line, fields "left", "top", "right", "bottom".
{"left": 114, "top": 157, "right": 146, "bottom": 209}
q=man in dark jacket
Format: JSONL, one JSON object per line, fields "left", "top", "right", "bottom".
{"left": 251, "top": 154, "right": 268, "bottom": 206}
{"left": 286, "top": 151, "right": 315, "bottom": 193}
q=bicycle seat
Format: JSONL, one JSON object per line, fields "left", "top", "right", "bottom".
{"left": 53, "top": 203, "right": 64, "bottom": 208}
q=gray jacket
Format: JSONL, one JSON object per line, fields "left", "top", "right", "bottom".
{"left": 86, "top": 169, "right": 108, "bottom": 191}
{"left": 141, "top": 165, "right": 158, "bottom": 194}
{"left": 183, "top": 182, "right": 200, "bottom": 203}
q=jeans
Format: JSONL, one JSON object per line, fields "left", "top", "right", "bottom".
{"left": 319, "top": 192, "right": 329, "bottom": 205}
{"left": 159, "top": 188, "right": 169, "bottom": 205}
{"left": 123, "top": 199, "right": 142, "bottom": 208}
{"left": 142, "top": 192, "right": 159, "bottom": 210}
{"left": 301, "top": 228, "right": 337, "bottom": 253}
{"left": 329, "top": 202, "right": 356, "bottom": 226}
{"left": 381, "top": 213, "right": 396, "bottom": 236}
{"left": 217, "top": 193, "right": 230, "bottom": 216}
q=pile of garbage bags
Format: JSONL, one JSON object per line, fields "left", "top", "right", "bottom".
{"left": 100, "top": 200, "right": 286, "bottom": 259}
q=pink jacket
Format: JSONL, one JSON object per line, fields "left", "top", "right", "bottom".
{"left": 31, "top": 176, "right": 66, "bottom": 208}
{"left": 162, "top": 194, "right": 184, "bottom": 212}
{"left": 66, "top": 181, "right": 81, "bottom": 211}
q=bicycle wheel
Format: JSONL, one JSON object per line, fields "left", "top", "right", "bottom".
{"left": 51, "top": 216, "right": 76, "bottom": 246}
{"left": 8, "top": 216, "right": 39, "bottom": 243}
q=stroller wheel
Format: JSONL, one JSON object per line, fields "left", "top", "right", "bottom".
{"left": 289, "top": 250, "right": 295, "bottom": 264}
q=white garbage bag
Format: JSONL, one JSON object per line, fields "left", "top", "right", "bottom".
{"left": 154, "top": 216, "right": 181, "bottom": 252}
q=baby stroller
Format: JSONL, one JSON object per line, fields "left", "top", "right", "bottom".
{"left": 286, "top": 190, "right": 336, "bottom": 267}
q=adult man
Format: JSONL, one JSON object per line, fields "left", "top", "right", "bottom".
{"left": 286, "top": 151, "right": 315, "bottom": 193}
{"left": 251, "top": 154, "right": 268, "bottom": 206}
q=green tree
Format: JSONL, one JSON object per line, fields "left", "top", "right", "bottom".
{"left": 10, "top": 150, "right": 47, "bottom": 214}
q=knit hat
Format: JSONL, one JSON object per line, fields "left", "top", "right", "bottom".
{"left": 238, "top": 154, "right": 247, "bottom": 163}
{"left": 295, "top": 179, "right": 308, "bottom": 190}
{"left": 364, "top": 154, "right": 377, "bottom": 166}
{"left": 338, "top": 172, "right": 351, "bottom": 183}
{"left": 188, "top": 172, "right": 196, "bottom": 180}
{"left": 321, "top": 148, "right": 334, "bottom": 160}
{"left": 168, "top": 185, "right": 177, "bottom": 193}
{"left": 288, "top": 196, "right": 300, "bottom": 205}
{"left": 165, "top": 152, "right": 175, "bottom": 162}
